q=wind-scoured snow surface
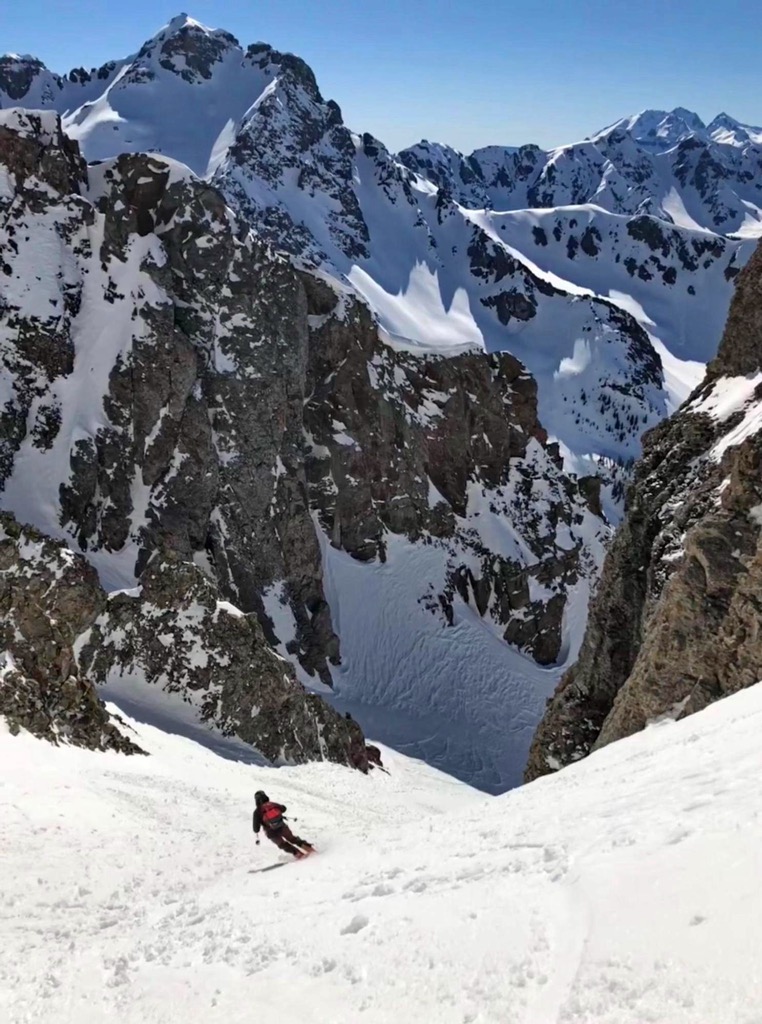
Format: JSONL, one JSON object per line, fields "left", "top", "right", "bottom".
{"left": 319, "top": 532, "right": 573, "bottom": 786}
{"left": 3, "top": 684, "right": 762, "bottom": 1023}
{"left": 320, "top": 531, "right": 595, "bottom": 793}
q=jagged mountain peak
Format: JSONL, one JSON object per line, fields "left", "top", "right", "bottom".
{"left": 707, "top": 111, "right": 762, "bottom": 132}
{"left": 132, "top": 15, "right": 320, "bottom": 98}
{"left": 403, "top": 138, "right": 463, "bottom": 161}
{"left": 163, "top": 12, "right": 215, "bottom": 33}
{"left": 143, "top": 11, "right": 240, "bottom": 49}
{"left": 594, "top": 107, "right": 706, "bottom": 150}
{"left": 1, "top": 52, "right": 38, "bottom": 62}
{"left": 130, "top": 12, "right": 241, "bottom": 83}
{"left": 595, "top": 106, "right": 762, "bottom": 154}
{"left": 0, "top": 51, "right": 55, "bottom": 104}
{"left": 706, "top": 111, "right": 762, "bottom": 146}
{"left": 708, "top": 111, "right": 743, "bottom": 130}
{"left": 13, "top": 17, "right": 331, "bottom": 177}
{"left": 671, "top": 104, "right": 705, "bottom": 124}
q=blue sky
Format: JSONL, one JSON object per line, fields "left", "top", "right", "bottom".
{"left": 4, "top": 0, "right": 761, "bottom": 152}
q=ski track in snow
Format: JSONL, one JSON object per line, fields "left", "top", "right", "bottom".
{"left": 3, "top": 685, "right": 762, "bottom": 1023}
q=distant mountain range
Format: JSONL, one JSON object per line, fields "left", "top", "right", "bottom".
{"left": 3, "top": 24, "right": 761, "bottom": 239}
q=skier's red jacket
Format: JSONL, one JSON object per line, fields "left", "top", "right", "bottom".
{"left": 252, "top": 802, "right": 287, "bottom": 835}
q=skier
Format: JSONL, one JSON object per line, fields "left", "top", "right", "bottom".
{"left": 252, "top": 790, "right": 315, "bottom": 859}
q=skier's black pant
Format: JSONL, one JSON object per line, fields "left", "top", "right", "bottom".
{"left": 266, "top": 824, "right": 311, "bottom": 856}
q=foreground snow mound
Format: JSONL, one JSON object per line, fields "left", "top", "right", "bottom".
{"left": 3, "top": 684, "right": 762, "bottom": 1023}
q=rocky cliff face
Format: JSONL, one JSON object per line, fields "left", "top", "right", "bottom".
{"left": 0, "top": 110, "right": 367, "bottom": 766}
{"left": 0, "top": 109, "right": 333, "bottom": 679}
{"left": 300, "top": 276, "right": 604, "bottom": 666}
{"left": 526, "top": 240, "right": 762, "bottom": 781}
{"left": 0, "top": 505, "right": 365, "bottom": 765}
{"left": 79, "top": 551, "right": 367, "bottom": 768}
{"left": 0, "top": 512, "right": 139, "bottom": 752}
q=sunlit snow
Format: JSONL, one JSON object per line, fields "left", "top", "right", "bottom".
{"left": 2, "top": 681, "right": 762, "bottom": 1022}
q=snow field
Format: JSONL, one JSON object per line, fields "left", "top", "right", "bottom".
{"left": 3, "top": 683, "right": 762, "bottom": 1023}
{"left": 320, "top": 530, "right": 585, "bottom": 794}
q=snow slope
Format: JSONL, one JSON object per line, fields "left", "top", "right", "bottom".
{"left": 3, "top": 682, "right": 762, "bottom": 1023}
{"left": 473, "top": 205, "right": 754, "bottom": 403}
{"left": 320, "top": 531, "right": 595, "bottom": 793}
{"left": 475, "top": 203, "right": 749, "bottom": 364}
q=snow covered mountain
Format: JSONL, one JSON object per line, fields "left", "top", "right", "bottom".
{"left": 7, "top": 17, "right": 760, "bottom": 239}
{"left": 1, "top": 14, "right": 760, "bottom": 788}
{"left": 0, "top": 16, "right": 753, "bottom": 456}
{"left": 0, "top": 15, "right": 245, "bottom": 175}
{"left": 400, "top": 108, "right": 762, "bottom": 237}
{"left": 3, "top": 674, "right": 762, "bottom": 1021}
{"left": 607, "top": 107, "right": 762, "bottom": 150}
{"left": 0, "top": 108, "right": 610, "bottom": 789}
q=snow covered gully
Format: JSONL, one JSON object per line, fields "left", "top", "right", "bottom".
{"left": 3, "top": 684, "right": 761, "bottom": 1023}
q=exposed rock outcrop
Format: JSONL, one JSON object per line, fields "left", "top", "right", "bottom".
{"left": 300, "top": 278, "right": 604, "bottom": 665}
{"left": 526, "top": 241, "right": 762, "bottom": 780}
{"left": 0, "top": 110, "right": 340, "bottom": 683}
{"left": 0, "top": 507, "right": 366, "bottom": 767}
{"left": 80, "top": 551, "right": 368, "bottom": 768}
{"left": 0, "top": 512, "right": 140, "bottom": 751}
{"left": 0, "top": 112, "right": 371, "bottom": 763}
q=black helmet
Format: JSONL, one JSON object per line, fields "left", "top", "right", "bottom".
{"left": 255, "top": 790, "right": 268, "bottom": 805}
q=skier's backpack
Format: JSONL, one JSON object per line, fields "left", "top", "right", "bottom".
{"left": 261, "top": 802, "right": 284, "bottom": 831}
